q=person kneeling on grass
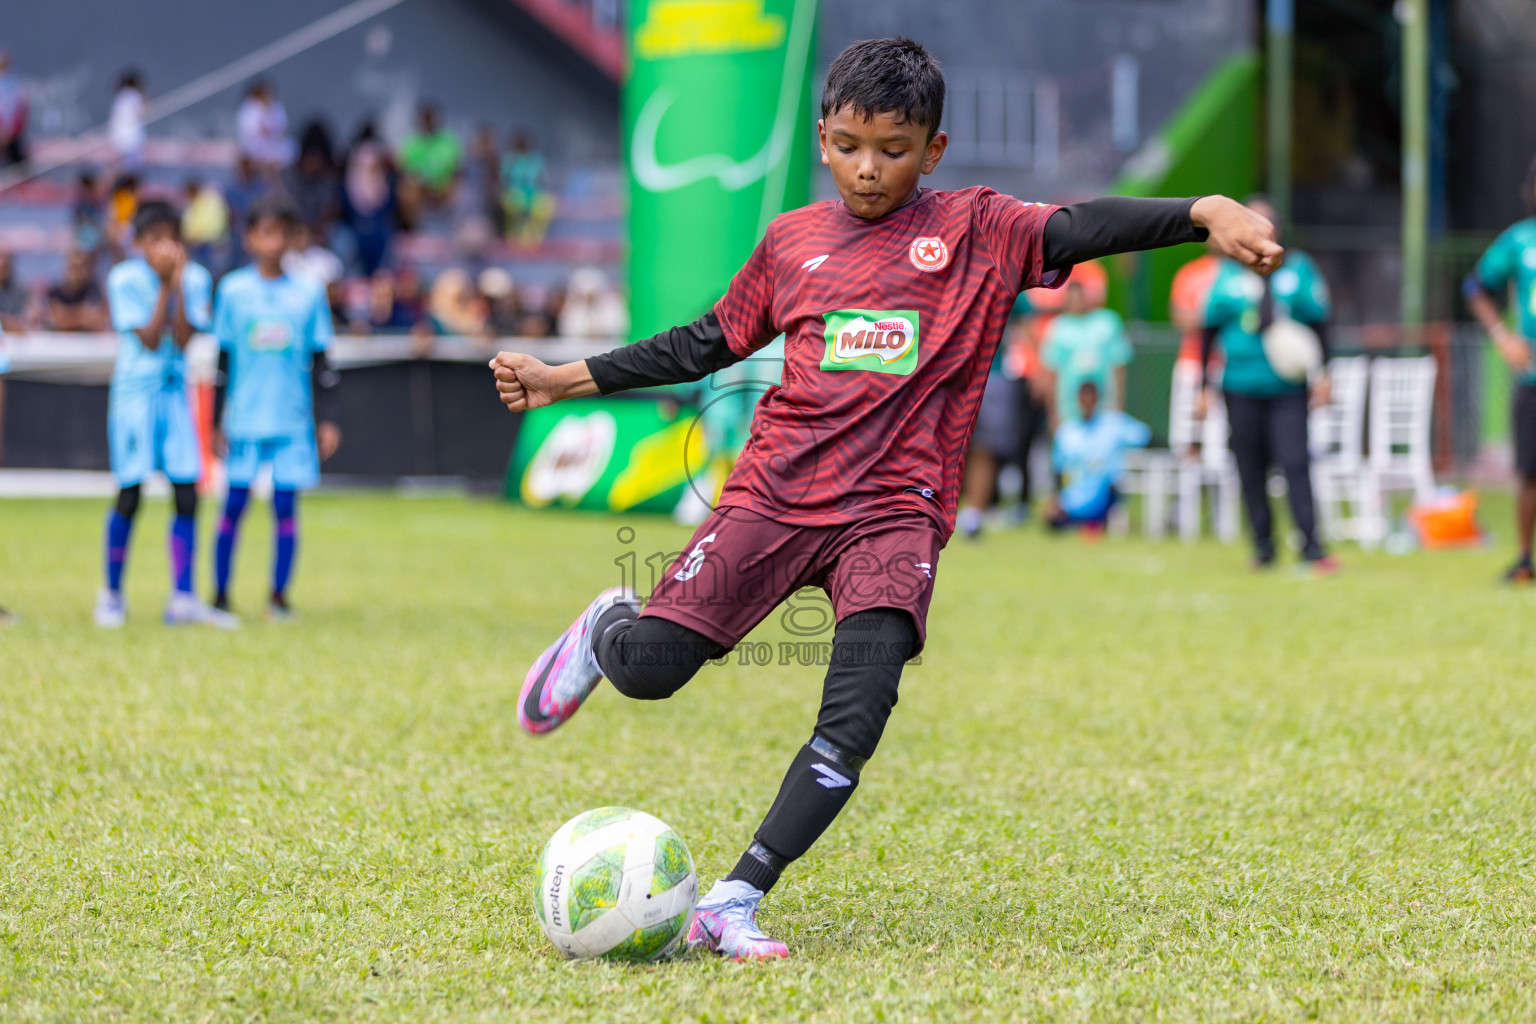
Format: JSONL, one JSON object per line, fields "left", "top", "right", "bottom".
{"left": 1045, "top": 379, "right": 1149, "bottom": 533}
{"left": 491, "top": 37, "right": 1283, "bottom": 961}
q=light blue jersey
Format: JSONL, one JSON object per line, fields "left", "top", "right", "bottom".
{"left": 105, "top": 258, "right": 211, "bottom": 486}
{"left": 0, "top": 321, "right": 10, "bottom": 374}
{"left": 1052, "top": 410, "right": 1151, "bottom": 519}
{"left": 106, "top": 258, "right": 213, "bottom": 401}
{"left": 213, "top": 267, "right": 332, "bottom": 440}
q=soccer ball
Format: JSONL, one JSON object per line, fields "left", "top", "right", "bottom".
{"left": 1261, "top": 318, "right": 1322, "bottom": 383}
{"left": 534, "top": 807, "right": 698, "bottom": 961}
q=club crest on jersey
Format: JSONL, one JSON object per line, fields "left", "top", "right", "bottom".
{"left": 909, "top": 236, "right": 949, "bottom": 273}
{"left": 821, "top": 309, "right": 920, "bottom": 375}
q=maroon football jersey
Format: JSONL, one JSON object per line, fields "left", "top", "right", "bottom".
{"left": 713, "top": 186, "right": 1062, "bottom": 539}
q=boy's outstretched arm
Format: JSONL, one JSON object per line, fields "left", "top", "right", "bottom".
{"left": 1042, "top": 195, "right": 1283, "bottom": 275}
{"left": 492, "top": 311, "right": 742, "bottom": 412}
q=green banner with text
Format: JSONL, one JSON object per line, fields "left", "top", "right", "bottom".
{"left": 625, "top": 0, "right": 819, "bottom": 341}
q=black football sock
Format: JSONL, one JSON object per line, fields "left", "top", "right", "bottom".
{"left": 727, "top": 735, "right": 864, "bottom": 894}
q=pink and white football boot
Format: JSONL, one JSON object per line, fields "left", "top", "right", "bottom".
{"left": 518, "top": 586, "right": 638, "bottom": 735}
{"left": 687, "top": 880, "right": 790, "bottom": 960}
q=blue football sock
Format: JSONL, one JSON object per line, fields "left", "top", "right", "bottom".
{"left": 170, "top": 514, "right": 196, "bottom": 595}
{"left": 272, "top": 489, "right": 298, "bottom": 599}
{"left": 215, "top": 487, "right": 250, "bottom": 598}
{"left": 105, "top": 511, "right": 134, "bottom": 592}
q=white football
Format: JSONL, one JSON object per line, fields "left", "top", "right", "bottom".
{"left": 534, "top": 807, "right": 697, "bottom": 961}
{"left": 1261, "top": 318, "right": 1322, "bottom": 383}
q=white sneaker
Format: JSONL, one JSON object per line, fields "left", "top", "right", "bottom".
{"left": 163, "top": 591, "right": 240, "bottom": 629}
{"left": 94, "top": 589, "right": 126, "bottom": 629}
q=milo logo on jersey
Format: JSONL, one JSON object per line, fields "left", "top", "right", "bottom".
{"left": 821, "top": 310, "right": 920, "bottom": 375}
{"left": 248, "top": 320, "right": 295, "bottom": 351}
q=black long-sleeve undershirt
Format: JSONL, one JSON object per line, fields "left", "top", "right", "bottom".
{"left": 585, "top": 196, "right": 1209, "bottom": 396}
{"left": 1040, "top": 196, "right": 1207, "bottom": 272}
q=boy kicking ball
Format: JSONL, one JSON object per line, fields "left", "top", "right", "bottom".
{"left": 493, "top": 37, "right": 1282, "bottom": 960}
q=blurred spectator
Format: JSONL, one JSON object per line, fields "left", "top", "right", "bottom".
{"left": 558, "top": 267, "right": 625, "bottom": 338}
{"left": 355, "top": 267, "right": 423, "bottom": 334}
{"left": 236, "top": 79, "right": 293, "bottom": 172}
{"left": 181, "top": 177, "right": 230, "bottom": 273}
{"left": 224, "top": 155, "right": 268, "bottom": 267}
{"left": 282, "top": 221, "right": 343, "bottom": 286}
{"left": 502, "top": 130, "right": 554, "bottom": 247}
{"left": 284, "top": 119, "right": 341, "bottom": 232}
{"left": 105, "top": 173, "right": 139, "bottom": 257}
{"left": 398, "top": 102, "right": 461, "bottom": 228}
{"left": 1171, "top": 251, "right": 1221, "bottom": 365}
{"left": 108, "top": 70, "right": 146, "bottom": 171}
{"left": 517, "top": 283, "right": 559, "bottom": 338}
{"left": 342, "top": 121, "right": 396, "bottom": 276}
{"left": 428, "top": 267, "right": 489, "bottom": 338}
{"left": 72, "top": 171, "right": 104, "bottom": 254}
{"left": 47, "top": 250, "right": 107, "bottom": 332}
{"left": 0, "top": 248, "right": 30, "bottom": 331}
{"left": 463, "top": 124, "right": 504, "bottom": 233}
{"left": 0, "top": 51, "right": 28, "bottom": 169}
{"left": 479, "top": 267, "right": 520, "bottom": 335}
{"left": 1040, "top": 273, "right": 1130, "bottom": 425}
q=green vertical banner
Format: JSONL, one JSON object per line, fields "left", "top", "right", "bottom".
{"left": 625, "top": 0, "right": 819, "bottom": 341}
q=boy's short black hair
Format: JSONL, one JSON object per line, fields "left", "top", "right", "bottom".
{"left": 132, "top": 200, "right": 179, "bottom": 238}
{"left": 821, "top": 37, "right": 945, "bottom": 138}
{"left": 246, "top": 195, "right": 301, "bottom": 232}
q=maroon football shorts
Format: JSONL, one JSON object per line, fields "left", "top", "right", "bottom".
{"left": 639, "top": 504, "right": 941, "bottom": 658}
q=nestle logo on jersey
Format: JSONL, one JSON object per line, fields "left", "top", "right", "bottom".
{"left": 821, "top": 309, "right": 919, "bottom": 375}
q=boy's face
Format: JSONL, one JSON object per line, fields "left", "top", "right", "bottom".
{"left": 819, "top": 106, "right": 946, "bottom": 220}
{"left": 246, "top": 217, "right": 290, "bottom": 265}
{"left": 1078, "top": 383, "right": 1099, "bottom": 419}
{"left": 1064, "top": 283, "right": 1087, "bottom": 315}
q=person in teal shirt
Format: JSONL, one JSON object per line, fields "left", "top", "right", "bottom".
{"left": 1465, "top": 164, "right": 1536, "bottom": 583}
{"left": 1200, "top": 195, "right": 1337, "bottom": 574}
{"left": 1040, "top": 277, "right": 1131, "bottom": 424}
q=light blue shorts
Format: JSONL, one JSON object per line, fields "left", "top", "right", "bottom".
{"left": 109, "top": 387, "right": 202, "bottom": 487}
{"left": 225, "top": 432, "right": 320, "bottom": 491}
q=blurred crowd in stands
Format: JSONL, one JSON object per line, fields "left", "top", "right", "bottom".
{"left": 0, "top": 55, "right": 628, "bottom": 343}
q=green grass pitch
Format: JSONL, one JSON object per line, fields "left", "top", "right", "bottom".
{"left": 2, "top": 492, "right": 1535, "bottom": 1022}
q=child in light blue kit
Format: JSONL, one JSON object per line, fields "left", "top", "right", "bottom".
{"left": 210, "top": 197, "right": 341, "bottom": 619}
{"left": 1048, "top": 379, "right": 1150, "bottom": 530}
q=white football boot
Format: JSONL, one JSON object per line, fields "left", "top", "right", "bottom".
{"left": 687, "top": 879, "right": 790, "bottom": 960}
{"left": 164, "top": 591, "right": 240, "bottom": 629}
{"left": 94, "top": 589, "right": 126, "bottom": 629}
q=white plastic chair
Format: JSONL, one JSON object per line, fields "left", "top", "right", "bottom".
{"left": 1309, "top": 356, "right": 1370, "bottom": 543}
{"left": 1359, "top": 355, "right": 1437, "bottom": 548}
{"left": 1113, "top": 448, "right": 1178, "bottom": 538}
{"left": 1167, "top": 360, "right": 1241, "bottom": 542}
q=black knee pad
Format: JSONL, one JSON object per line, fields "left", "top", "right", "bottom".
{"left": 115, "top": 484, "right": 142, "bottom": 519}
{"left": 172, "top": 483, "right": 198, "bottom": 518}
{"left": 813, "top": 608, "right": 917, "bottom": 761}
{"left": 598, "top": 614, "right": 717, "bottom": 701}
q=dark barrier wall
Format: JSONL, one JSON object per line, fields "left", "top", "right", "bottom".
{"left": 1, "top": 361, "right": 522, "bottom": 482}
